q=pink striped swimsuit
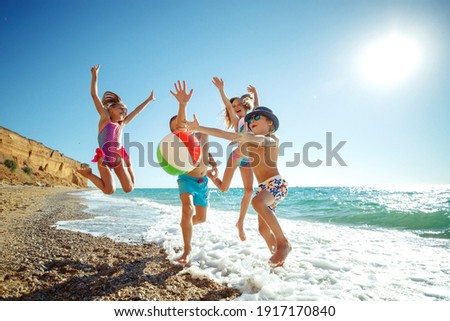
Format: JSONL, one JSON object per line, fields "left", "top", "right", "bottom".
{"left": 230, "top": 117, "right": 251, "bottom": 167}
{"left": 91, "top": 120, "right": 128, "bottom": 168}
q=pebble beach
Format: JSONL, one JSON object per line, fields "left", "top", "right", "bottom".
{"left": 0, "top": 185, "right": 240, "bottom": 301}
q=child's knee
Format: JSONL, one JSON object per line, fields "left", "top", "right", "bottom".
{"left": 181, "top": 204, "right": 194, "bottom": 216}
{"left": 243, "top": 187, "right": 253, "bottom": 197}
{"left": 123, "top": 184, "right": 134, "bottom": 193}
{"left": 103, "top": 187, "right": 116, "bottom": 195}
{"left": 252, "top": 196, "right": 264, "bottom": 211}
{"left": 195, "top": 215, "right": 206, "bottom": 224}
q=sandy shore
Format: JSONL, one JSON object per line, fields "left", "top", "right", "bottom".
{"left": 0, "top": 185, "right": 240, "bottom": 301}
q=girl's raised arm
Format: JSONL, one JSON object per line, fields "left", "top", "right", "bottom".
{"left": 124, "top": 90, "right": 155, "bottom": 125}
{"left": 90, "top": 65, "right": 108, "bottom": 117}
{"left": 212, "top": 77, "right": 239, "bottom": 130}
{"left": 247, "top": 85, "right": 259, "bottom": 109}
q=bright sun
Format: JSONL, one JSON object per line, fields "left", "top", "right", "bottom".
{"left": 358, "top": 34, "right": 421, "bottom": 88}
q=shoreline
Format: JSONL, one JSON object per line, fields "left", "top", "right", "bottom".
{"left": 0, "top": 185, "right": 240, "bottom": 301}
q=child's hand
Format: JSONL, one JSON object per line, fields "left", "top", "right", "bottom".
{"left": 186, "top": 114, "right": 200, "bottom": 132}
{"left": 212, "top": 77, "right": 225, "bottom": 90}
{"left": 247, "top": 85, "right": 257, "bottom": 95}
{"left": 148, "top": 90, "right": 155, "bottom": 102}
{"left": 91, "top": 64, "right": 100, "bottom": 77}
{"left": 231, "top": 123, "right": 253, "bottom": 144}
{"left": 232, "top": 131, "right": 253, "bottom": 144}
{"left": 170, "top": 80, "right": 193, "bottom": 105}
{"left": 247, "top": 84, "right": 259, "bottom": 107}
{"left": 207, "top": 167, "right": 218, "bottom": 180}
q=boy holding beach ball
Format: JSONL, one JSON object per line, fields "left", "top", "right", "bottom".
{"left": 168, "top": 80, "right": 217, "bottom": 265}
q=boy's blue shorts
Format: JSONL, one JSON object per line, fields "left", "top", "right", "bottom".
{"left": 177, "top": 174, "right": 209, "bottom": 207}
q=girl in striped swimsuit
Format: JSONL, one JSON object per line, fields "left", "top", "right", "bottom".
{"left": 207, "top": 77, "right": 259, "bottom": 241}
{"left": 77, "top": 64, "right": 155, "bottom": 194}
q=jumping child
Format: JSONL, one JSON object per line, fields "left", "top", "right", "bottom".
{"left": 169, "top": 80, "right": 217, "bottom": 264}
{"left": 77, "top": 64, "right": 155, "bottom": 194}
{"left": 209, "top": 77, "right": 259, "bottom": 241}
{"left": 188, "top": 106, "right": 291, "bottom": 266}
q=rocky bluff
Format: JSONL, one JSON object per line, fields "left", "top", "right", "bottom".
{"left": 0, "top": 126, "right": 87, "bottom": 187}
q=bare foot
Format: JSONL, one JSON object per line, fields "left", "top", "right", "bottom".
{"left": 177, "top": 251, "right": 191, "bottom": 265}
{"left": 76, "top": 166, "right": 92, "bottom": 178}
{"left": 236, "top": 222, "right": 247, "bottom": 241}
{"left": 269, "top": 242, "right": 292, "bottom": 267}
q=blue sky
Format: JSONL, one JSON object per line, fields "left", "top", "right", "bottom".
{"left": 1, "top": 0, "right": 449, "bottom": 188}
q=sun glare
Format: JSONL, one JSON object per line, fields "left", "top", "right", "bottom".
{"left": 358, "top": 34, "right": 421, "bottom": 88}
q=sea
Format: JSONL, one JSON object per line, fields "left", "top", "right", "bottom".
{"left": 55, "top": 185, "right": 450, "bottom": 301}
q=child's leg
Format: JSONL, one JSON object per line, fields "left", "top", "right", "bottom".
{"left": 178, "top": 193, "right": 195, "bottom": 264}
{"left": 211, "top": 156, "right": 239, "bottom": 192}
{"left": 236, "top": 166, "right": 254, "bottom": 241}
{"left": 257, "top": 214, "right": 276, "bottom": 253}
{"left": 252, "top": 190, "right": 291, "bottom": 266}
{"left": 193, "top": 205, "right": 207, "bottom": 225}
{"left": 124, "top": 156, "right": 135, "bottom": 185}
{"left": 77, "top": 162, "right": 116, "bottom": 194}
{"left": 113, "top": 160, "right": 134, "bottom": 193}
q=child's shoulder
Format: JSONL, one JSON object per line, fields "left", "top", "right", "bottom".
{"left": 98, "top": 115, "right": 110, "bottom": 128}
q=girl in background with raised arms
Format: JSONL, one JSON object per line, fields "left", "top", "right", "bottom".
{"left": 209, "top": 77, "right": 259, "bottom": 241}
{"left": 77, "top": 64, "right": 155, "bottom": 194}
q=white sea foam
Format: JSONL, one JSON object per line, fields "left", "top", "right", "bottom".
{"left": 57, "top": 190, "right": 450, "bottom": 301}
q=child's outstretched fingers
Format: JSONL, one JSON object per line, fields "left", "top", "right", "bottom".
{"left": 212, "top": 77, "right": 224, "bottom": 88}
{"left": 170, "top": 80, "right": 193, "bottom": 104}
{"left": 187, "top": 114, "right": 200, "bottom": 132}
{"left": 171, "top": 81, "right": 181, "bottom": 94}
{"left": 170, "top": 82, "right": 178, "bottom": 96}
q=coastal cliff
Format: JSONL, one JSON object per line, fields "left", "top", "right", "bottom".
{"left": 0, "top": 126, "right": 87, "bottom": 187}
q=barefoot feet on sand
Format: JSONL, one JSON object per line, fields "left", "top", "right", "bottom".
{"left": 269, "top": 243, "right": 292, "bottom": 267}
{"left": 177, "top": 252, "right": 191, "bottom": 265}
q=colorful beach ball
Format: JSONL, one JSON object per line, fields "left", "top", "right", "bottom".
{"left": 157, "top": 131, "right": 202, "bottom": 176}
